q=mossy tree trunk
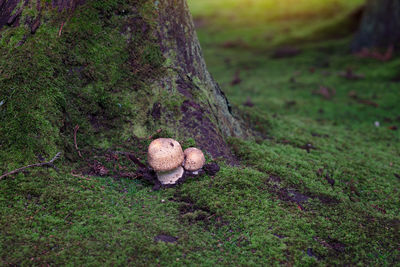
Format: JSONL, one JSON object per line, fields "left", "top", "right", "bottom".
{"left": 352, "top": 0, "right": 400, "bottom": 51}
{"left": 151, "top": 0, "right": 245, "bottom": 162}
{"left": 0, "top": 0, "right": 245, "bottom": 167}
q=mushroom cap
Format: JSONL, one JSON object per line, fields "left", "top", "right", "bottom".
{"left": 148, "top": 138, "right": 184, "bottom": 172}
{"left": 183, "top": 147, "right": 205, "bottom": 171}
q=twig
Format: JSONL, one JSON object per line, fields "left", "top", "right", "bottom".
{"left": 313, "top": 236, "right": 336, "bottom": 250}
{"left": 64, "top": 212, "right": 72, "bottom": 221}
{"left": 74, "top": 125, "right": 83, "bottom": 158}
{"left": 58, "top": 21, "right": 64, "bottom": 36}
{"left": 148, "top": 128, "right": 162, "bottom": 140}
{"left": 0, "top": 152, "right": 62, "bottom": 180}
{"left": 126, "top": 153, "right": 147, "bottom": 168}
{"left": 118, "top": 172, "right": 138, "bottom": 179}
{"left": 71, "top": 173, "right": 92, "bottom": 181}
{"left": 206, "top": 214, "right": 216, "bottom": 220}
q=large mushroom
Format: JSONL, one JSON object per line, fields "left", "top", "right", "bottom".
{"left": 183, "top": 147, "right": 205, "bottom": 174}
{"left": 148, "top": 138, "right": 184, "bottom": 185}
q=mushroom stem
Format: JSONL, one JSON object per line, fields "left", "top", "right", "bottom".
{"left": 157, "top": 166, "right": 184, "bottom": 185}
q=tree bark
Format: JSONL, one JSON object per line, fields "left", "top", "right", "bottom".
{"left": 352, "top": 0, "right": 400, "bottom": 51}
{"left": 0, "top": 0, "right": 245, "bottom": 164}
{"left": 0, "top": 0, "right": 85, "bottom": 30}
{"left": 153, "top": 0, "right": 245, "bottom": 162}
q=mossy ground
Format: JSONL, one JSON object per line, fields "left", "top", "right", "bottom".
{"left": 1, "top": 0, "right": 400, "bottom": 266}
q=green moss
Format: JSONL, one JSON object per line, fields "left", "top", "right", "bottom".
{"left": 0, "top": 0, "right": 165, "bottom": 168}
{"left": 1, "top": 0, "right": 399, "bottom": 266}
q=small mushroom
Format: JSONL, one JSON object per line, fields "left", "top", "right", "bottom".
{"left": 183, "top": 147, "right": 205, "bottom": 174}
{"left": 148, "top": 138, "right": 184, "bottom": 185}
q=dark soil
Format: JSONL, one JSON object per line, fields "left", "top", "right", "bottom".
{"left": 264, "top": 175, "right": 340, "bottom": 209}
{"left": 154, "top": 234, "right": 178, "bottom": 243}
{"left": 272, "top": 46, "right": 302, "bottom": 58}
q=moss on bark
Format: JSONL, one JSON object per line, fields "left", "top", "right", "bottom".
{"left": 0, "top": 0, "right": 244, "bottom": 170}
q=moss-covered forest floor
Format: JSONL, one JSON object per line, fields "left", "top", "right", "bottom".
{"left": 1, "top": 0, "right": 399, "bottom": 265}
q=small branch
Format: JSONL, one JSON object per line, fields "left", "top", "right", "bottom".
{"left": 7, "top": 8, "right": 22, "bottom": 26}
{"left": 148, "top": 128, "right": 162, "bottom": 140}
{"left": 58, "top": 21, "right": 64, "bottom": 36}
{"left": 64, "top": 212, "right": 72, "bottom": 221}
{"left": 126, "top": 153, "right": 147, "bottom": 168}
{"left": 118, "top": 172, "right": 138, "bottom": 179}
{"left": 0, "top": 152, "right": 62, "bottom": 180}
{"left": 71, "top": 173, "right": 91, "bottom": 181}
{"left": 74, "top": 125, "right": 83, "bottom": 158}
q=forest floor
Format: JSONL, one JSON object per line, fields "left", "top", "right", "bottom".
{"left": 1, "top": 0, "right": 399, "bottom": 266}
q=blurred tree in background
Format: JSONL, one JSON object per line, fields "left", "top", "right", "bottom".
{"left": 353, "top": 0, "right": 400, "bottom": 51}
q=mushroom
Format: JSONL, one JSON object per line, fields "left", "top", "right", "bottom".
{"left": 183, "top": 147, "right": 205, "bottom": 174}
{"left": 148, "top": 138, "right": 185, "bottom": 185}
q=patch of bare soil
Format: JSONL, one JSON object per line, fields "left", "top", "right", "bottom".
{"left": 154, "top": 234, "right": 178, "bottom": 243}
{"left": 260, "top": 175, "right": 340, "bottom": 210}
{"left": 272, "top": 46, "right": 302, "bottom": 58}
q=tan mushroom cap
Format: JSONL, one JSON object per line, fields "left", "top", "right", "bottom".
{"left": 148, "top": 138, "right": 184, "bottom": 172}
{"left": 183, "top": 147, "right": 205, "bottom": 171}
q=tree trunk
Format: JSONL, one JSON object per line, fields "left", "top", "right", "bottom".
{"left": 352, "top": 0, "right": 400, "bottom": 51}
{"left": 0, "top": 0, "right": 245, "bottom": 166}
{"left": 152, "top": 0, "right": 245, "bottom": 162}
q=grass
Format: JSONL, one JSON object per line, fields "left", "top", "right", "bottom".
{"left": 1, "top": 0, "right": 400, "bottom": 265}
